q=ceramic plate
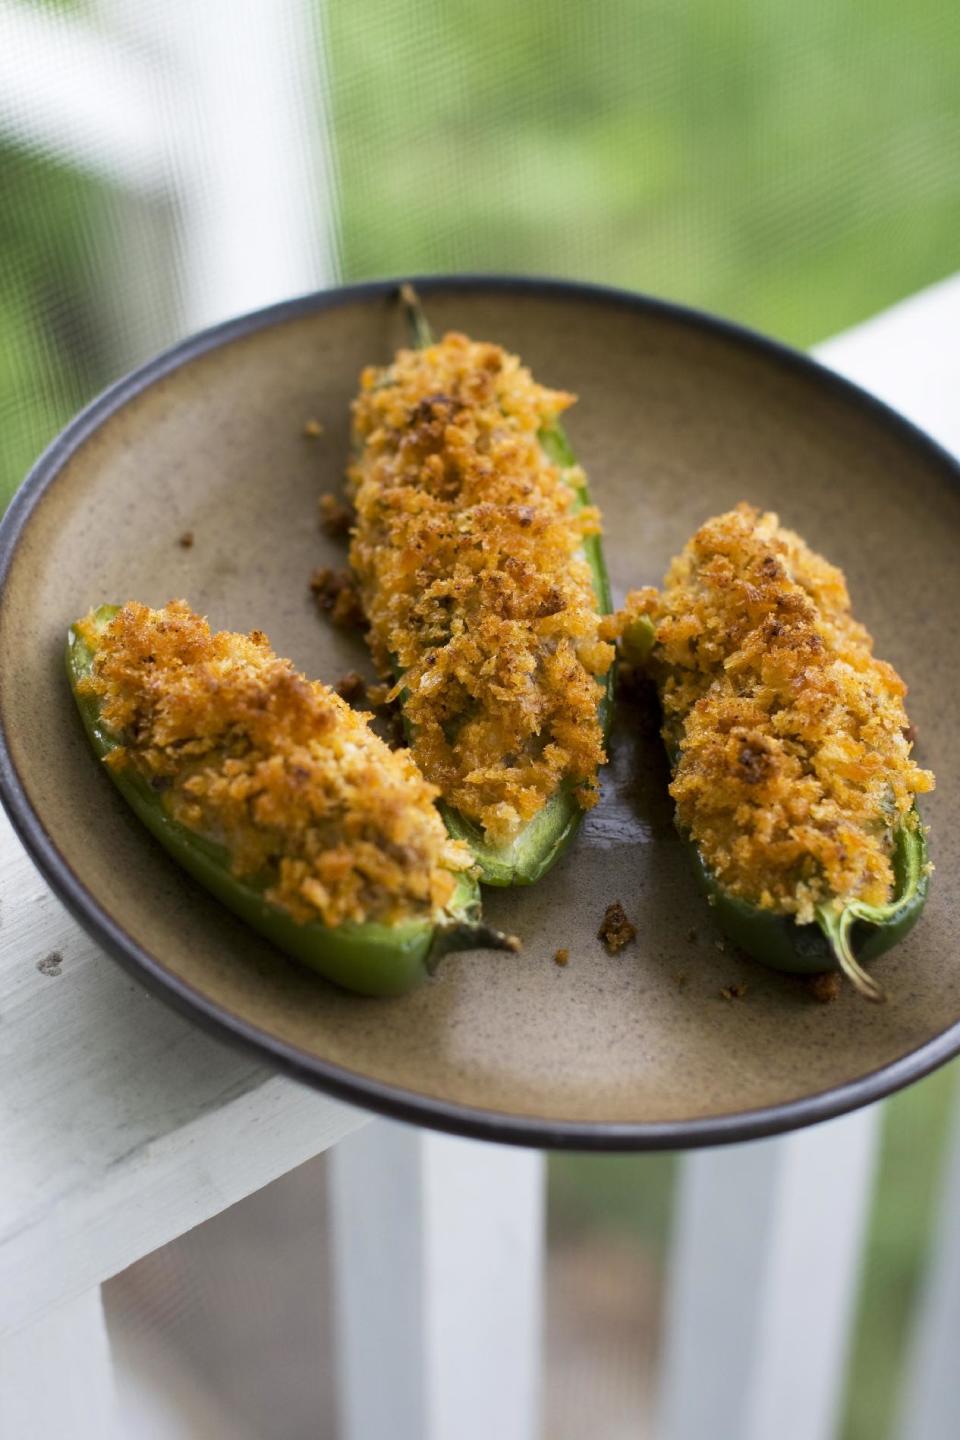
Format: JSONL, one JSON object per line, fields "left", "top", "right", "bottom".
{"left": 1, "top": 276, "right": 957, "bottom": 1149}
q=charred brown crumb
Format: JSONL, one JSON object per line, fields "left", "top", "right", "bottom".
{"left": 310, "top": 568, "right": 367, "bottom": 629}
{"left": 335, "top": 671, "right": 366, "bottom": 703}
{"left": 319, "top": 493, "right": 353, "bottom": 538}
{"left": 178, "top": 531, "right": 194, "bottom": 549}
{"left": 597, "top": 901, "right": 636, "bottom": 955}
{"left": 303, "top": 419, "right": 324, "bottom": 438}
{"left": 736, "top": 741, "right": 773, "bottom": 784}
{"left": 535, "top": 587, "right": 566, "bottom": 619}
{"left": 902, "top": 722, "right": 918, "bottom": 745}
{"left": 409, "top": 392, "right": 460, "bottom": 427}
{"left": 719, "top": 981, "right": 748, "bottom": 1001}
{"left": 809, "top": 971, "right": 842, "bottom": 1003}
{"left": 554, "top": 947, "right": 570, "bottom": 967}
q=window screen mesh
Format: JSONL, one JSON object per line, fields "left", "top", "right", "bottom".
{"left": 2, "top": 4, "right": 958, "bottom": 1437}
{"left": 2, "top": 0, "right": 958, "bottom": 508}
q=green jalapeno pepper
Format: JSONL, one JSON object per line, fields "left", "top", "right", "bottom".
{"left": 621, "top": 613, "right": 929, "bottom": 1001}
{"left": 385, "top": 287, "right": 614, "bottom": 888}
{"left": 66, "top": 605, "right": 516, "bottom": 997}
{"left": 692, "top": 816, "right": 927, "bottom": 1002}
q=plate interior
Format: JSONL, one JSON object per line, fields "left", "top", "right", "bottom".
{"left": 2, "top": 281, "right": 957, "bottom": 1143}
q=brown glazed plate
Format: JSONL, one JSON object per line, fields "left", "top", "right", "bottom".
{"left": 0, "top": 276, "right": 957, "bottom": 1150}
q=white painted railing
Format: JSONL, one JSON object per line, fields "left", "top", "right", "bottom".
{"left": 658, "top": 274, "right": 960, "bottom": 1440}
{"left": 1, "top": 4, "right": 959, "bottom": 1436}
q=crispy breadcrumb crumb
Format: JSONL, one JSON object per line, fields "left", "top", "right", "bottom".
{"left": 309, "top": 568, "right": 366, "bottom": 629}
{"left": 347, "top": 332, "right": 613, "bottom": 846}
{"left": 554, "top": 947, "right": 570, "bottom": 967}
{"left": 809, "top": 972, "right": 843, "bottom": 1003}
{"left": 597, "top": 901, "right": 636, "bottom": 954}
{"left": 612, "top": 505, "right": 934, "bottom": 921}
{"left": 75, "top": 601, "right": 472, "bottom": 928}
{"left": 319, "top": 493, "right": 353, "bottom": 538}
{"left": 719, "top": 982, "right": 748, "bottom": 1001}
{"left": 334, "top": 671, "right": 366, "bottom": 703}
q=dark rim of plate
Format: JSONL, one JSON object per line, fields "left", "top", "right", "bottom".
{"left": 0, "top": 273, "right": 957, "bottom": 1152}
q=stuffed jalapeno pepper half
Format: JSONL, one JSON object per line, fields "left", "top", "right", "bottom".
{"left": 345, "top": 294, "right": 614, "bottom": 886}
{"left": 615, "top": 504, "right": 934, "bottom": 1001}
{"left": 67, "top": 601, "right": 514, "bottom": 995}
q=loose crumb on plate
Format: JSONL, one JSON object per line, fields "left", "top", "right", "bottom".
{"left": 318, "top": 493, "right": 353, "bottom": 538}
{"left": 178, "top": 531, "right": 194, "bottom": 549}
{"left": 303, "top": 418, "right": 324, "bottom": 438}
{"left": 719, "top": 982, "right": 748, "bottom": 1001}
{"left": 334, "top": 671, "right": 366, "bottom": 703}
{"left": 597, "top": 901, "right": 636, "bottom": 954}
{"left": 309, "top": 568, "right": 366, "bottom": 629}
{"left": 554, "top": 947, "right": 569, "bottom": 967}
{"left": 809, "top": 972, "right": 843, "bottom": 1003}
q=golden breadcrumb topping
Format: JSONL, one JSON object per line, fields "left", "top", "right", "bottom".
{"left": 75, "top": 601, "right": 472, "bottom": 927}
{"left": 611, "top": 505, "right": 934, "bottom": 922}
{"left": 348, "top": 332, "right": 613, "bottom": 846}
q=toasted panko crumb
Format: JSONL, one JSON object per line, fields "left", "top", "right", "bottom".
{"left": 334, "top": 671, "right": 366, "bottom": 703}
{"left": 809, "top": 972, "right": 842, "bottom": 1003}
{"left": 319, "top": 492, "right": 353, "bottom": 538}
{"left": 309, "top": 567, "right": 366, "bottom": 628}
{"left": 597, "top": 901, "right": 636, "bottom": 954}
{"left": 347, "top": 332, "right": 613, "bottom": 846}
{"left": 76, "top": 601, "right": 472, "bottom": 928}
{"left": 613, "top": 505, "right": 934, "bottom": 922}
{"left": 554, "top": 947, "right": 570, "bottom": 967}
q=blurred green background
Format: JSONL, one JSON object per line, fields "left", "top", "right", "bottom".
{"left": 1, "top": 2, "right": 957, "bottom": 1435}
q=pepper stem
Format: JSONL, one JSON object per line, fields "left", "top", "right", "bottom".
{"left": 818, "top": 905, "right": 887, "bottom": 1004}
{"left": 400, "top": 283, "right": 434, "bottom": 350}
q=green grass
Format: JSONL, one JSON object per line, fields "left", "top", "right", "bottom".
{"left": 326, "top": 0, "right": 960, "bottom": 348}
{"left": 0, "top": 145, "right": 108, "bottom": 505}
